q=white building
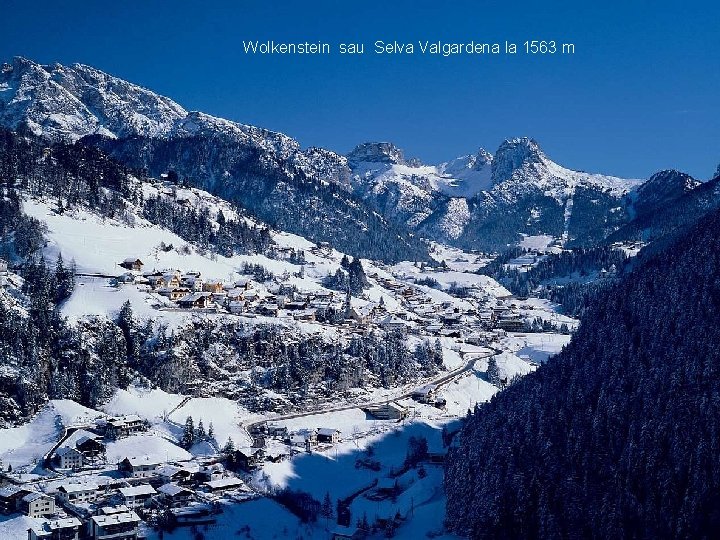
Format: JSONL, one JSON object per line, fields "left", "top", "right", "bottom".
{"left": 56, "top": 482, "right": 99, "bottom": 505}
{"left": 28, "top": 518, "right": 82, "bottom": 540}
{"left": 22, "top": 492, "right": 55, "bottom": 518}
{"left": 91, "top": 509, "right": 141, "bottom": 540}
{"left": 118, "top": 484, "right": 156, "bottom": 509}
{"left": 55, "top": 446, "right": 84, "bottom": 469}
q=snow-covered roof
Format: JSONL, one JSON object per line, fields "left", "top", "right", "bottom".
{"left": 58, "top": 482, "right": 98, "bottom": 494}
{"left": 204, "top": 477, "right": 245, "bottom": 490}
{"left": 317, "top": 428, "right": 340, "bottom": 436}
{"left": 119, "top": 484, "right": 156, "bottom": 497}
{"left": 22, "top": 491, "right": 48, "bottom": 502}
{"left": 55, "top": 446, "right": 83, "bottom": 457}
{"left": 91, "top": 511, "right": 141, "bottom": 526}
{"left": 157, "top": 483, "right": 192, "bottom": 497}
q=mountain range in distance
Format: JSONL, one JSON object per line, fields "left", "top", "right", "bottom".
{"left": 1, "top": 56, "right": 718, "bottom": 259}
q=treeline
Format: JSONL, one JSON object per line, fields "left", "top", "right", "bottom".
{"left": 445, "top": 207, "right": 720, "bottom": 539}
{"left": 0, "top": 255, "right": 129, "bottom": 423}
{"left": 481, "top": 245, "right": 628, "bottom": 317}
{"left": 117, "top": 302, "right": 444, "bottom": 411}
{"left": 85, "top": 133, "right": 431, "bottom": 263}
{"left": 0, "top": 128, "right": 274, "bottom": 258}
{"left": 143, "top": 196, "right": 273, "bottom": 256}
{"left": 322, "top": 255, "right": 369, "bottom": 294}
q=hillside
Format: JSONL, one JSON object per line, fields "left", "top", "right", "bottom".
{"left": 445, "top": 205, "right": 720, "bottom": 538}
{"left": 348, "top": 138, "right": 642, "bottom": 249}
{"left": 0, "top": 57, "right": 428, "bottom": 263}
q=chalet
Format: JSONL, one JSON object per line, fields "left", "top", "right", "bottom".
{"left": 0, "top": 485, "right": 33, "bottom": 514}
{"left": 146, "top": 275, "right": 165, "bottom": 289}
{"left": 286, "top": 429, "right": 318, "bottom": 449}
{"left": 90, "top": 509, "right": 141, "bottom": 540}
{"left": 282, "top": 300, "right": 306, "bottom": 311}
{"left": 116, "top": 272, "right": 136, "bottom": 284}
{"left": 439, "top": 328, "right": 462, "bottom": 338}
{"left": 226, "top": 288, "right": 245, "bottom": 302}
{"left": 177, "top": 292, "right": 212, "bottom": 309}
{"left": 495, "top": 315, "right": 525, "bottom": 332}
{"left": 157, "top": 465, "right": 194, "bottom": 485}
{"left": 265, "top": 449, "right": 291, "bottom": 463}
{"left": 202, "top": 477, "right": 246, "bottom": 494}
{"left": 170, "top": 504, "right": 216, "bottom": 526}
{"left": 465, "top": 332, "right": 489, "bottom": 346}
{"left": 202, "top": 282, "right": 224, "bottom": 293}
{"left": 54, "top": 446, "right": 84, "bottom": 469}
{"left": 163, "top": 272, "right": 181, "bottom": 288}
{"left": 157, "top": 286, "right": 189, "bottom": 301}
{"left": 118, "top": 456, "right": 159, "bottom": 478}
{"left": 235, "top": 448, "right": 265, "bottom": 472}
{"left": 257, "top": 303, "right": 280, "bottom": 317}
{"left": 21, "top": 492, "right": 55, "bottom": 518}
{"left": 118, "top": 484, "right": 156, "bottom": 509}
{"left": 105, "top": 415, "right": 146, "bottom": 439}
{"left": 28, "top": 518, "right": 82, "bottom": 540}
{"left": 242, "top": 290, "right": 259, "bottom": 303}
{"left": 56, "top": 482, "right": 99, "bottom": 505}
{"left": 317, "top": 428, "right": 341, "bottom": 444}
{"left": 234, "top": 277, "right": 254, "bottom": 290}
{"left": 119, "top": 258, "right": 143, "bottom": 272}
{"left": 365, "top": 402, "right": 407, "bottom": 421}
{"left": 157, "top": 483, "right": 194, "bottom": 507}
{"left": 228, "top": 301, "right": 246, "bottom": 314}
{"left": 292, "top": 309, "right": 316, "bottom": 322}
{"left": 441, "top": 313, "right": 462, "bottom": 326}
{"left": 76, "top": 434, "right": 105, "bottom": 458}
{"left": 180, "top": 273, "right": 204, "bottom": 291}
{"left": 348, "top": 303, "right": 375, "bottom": 324}
{"left": 195, "top": 463, "right": 225, "bottom": 483}
{"left": 266, "top": 424, "right": 289, "bottom": 437}
{"left": 379, "top": 315, "right": 407, "bottom": 332}
{"left": 425, "top": 323, "right": 443, "bottom": 335}
{"left": 411, "top": 384, "right": 437, "bottom": 404}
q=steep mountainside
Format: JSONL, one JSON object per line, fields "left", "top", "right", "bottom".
{"left": 445, "top": 206, "right": 720, "bottom": 539}
{"left": 5, "top": 55, "right": 707, "bottom": 256}
{"left": 0, "top": 57, "right": 427, "bottom": 262}
{"left": 608, "top": 172, "right": 720, "bottom": 250}
{"left": 348, "top": 138, "right": 642, "bottom": 249}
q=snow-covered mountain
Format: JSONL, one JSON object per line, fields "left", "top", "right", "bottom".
{"left": 2, "top": 56, "right": 696, "bottom": 253}
{"left": 347, "top": 137, "right": 642, "bottom": 248}
{"left": 632, "top": 169, "right": 700, "bottom": 218}
{"left": 0, "top": 57, "right": 429, "bottom": 262}
{"left": 0, "top": 57, "right": 350, "bottom": 185}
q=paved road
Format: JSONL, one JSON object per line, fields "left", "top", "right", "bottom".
{"left": 240, "top": 347, "right": 499, "bottom": 433}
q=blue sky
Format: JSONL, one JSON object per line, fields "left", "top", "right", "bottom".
{"left": 1, "top": 0, "right": 719, "bottom": 178}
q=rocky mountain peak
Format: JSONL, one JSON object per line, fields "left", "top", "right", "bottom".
{"left": 347, "top": 142, "right": 406, "bottom": 167}
{"left": 491, "top": 137, "right": 544, "bottom": 184}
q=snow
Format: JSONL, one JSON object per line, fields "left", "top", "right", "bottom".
{"left": 144, "top": 498, "right": 306, "bottom": 540}
{"left": 104, "top": 434, "right": 191, "bottom": 464}
{"left": 103, "top": 387, "right": 186, "bottom": 422}
{"left": 0, "top": 515, "right": 44, "bottom": 540}
{"left": 500, "top": 332, "right": 572, "bottom": 364}
{"left": 0, "top": 400, "right": 101, "bottom": 471}
{"left": 167, "top": 397, "right": 253, "bottom": 450}
{"left": 519, "top": 234, "right": 555, "bottom": 251}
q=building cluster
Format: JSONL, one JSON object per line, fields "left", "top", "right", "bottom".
{"left": 115, "top": 256, "right": 530, "bottom": 343}
{"left": 1, "top": 452, "right": 254, "bottom": 540}
{"left": 249, "top": 422, "right": 344, "bottom": 454}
